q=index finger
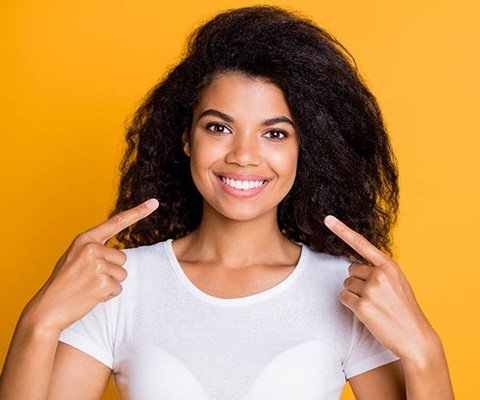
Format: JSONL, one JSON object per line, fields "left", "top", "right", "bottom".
{"left": 324, "top": 215, "right": 391, "bottom": 267}
{"left": 84, "top": 198, "right": 159, "bottom": 244}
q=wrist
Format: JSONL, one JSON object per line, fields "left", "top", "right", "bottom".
{"left": 401, "top": 330, "right": 445, "bottom": 371}
{"left": 19, "top": 302, "right": 62, "bottom": 338}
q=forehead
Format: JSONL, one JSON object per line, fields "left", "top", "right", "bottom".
{"left": 194, "top": 72, "right": 293, "bottom": 119}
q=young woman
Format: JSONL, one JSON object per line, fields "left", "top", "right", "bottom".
{"left": 0, "top": 5, "right": 454, "bottom": 400}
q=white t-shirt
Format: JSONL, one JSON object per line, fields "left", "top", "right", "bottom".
{"left": 58, "top": 238, "right": 400, "bottom": 400}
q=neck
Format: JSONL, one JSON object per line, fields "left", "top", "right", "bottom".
{"left": 177, "top": 200, "right": 299, "bottom": 269}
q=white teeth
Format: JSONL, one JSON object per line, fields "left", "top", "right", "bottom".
{"left": 220, "top": 176, "right": 267, "bottom": 190}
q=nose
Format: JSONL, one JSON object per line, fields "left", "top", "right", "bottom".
{"left": 224, "top": 133, "right": 262, "bottom": 166}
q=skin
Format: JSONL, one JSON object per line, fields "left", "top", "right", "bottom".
{"left": 175, "top": 71, "right": 406, "bottom": 399}
{"left": 174, "top": 71, "right": 303, "bottom": 293}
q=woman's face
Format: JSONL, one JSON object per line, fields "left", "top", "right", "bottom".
{"left": 183, "top": 71, "right": 299, "bottom": 221}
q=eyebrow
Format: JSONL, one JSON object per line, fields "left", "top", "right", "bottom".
{"left": 197, "top": 109, "right": 296, "bottom": 128}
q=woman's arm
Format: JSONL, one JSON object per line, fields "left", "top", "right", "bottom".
{"left": 323, "top": 216, "right": 455, "bottom": 399}
{"left": 349, "top": 333, "right": 454, "bottom": 400}
{"left": 0, "top": 307, "right": 60, "bottom": 399}
{"left": 402, "top": 334, "right": 455, "bottom": 399}
{"left": 0, "top": 304, "right": 112, "bottom": 400}
{"left": 0, "top": 200, "right": 156, "bottom": 399}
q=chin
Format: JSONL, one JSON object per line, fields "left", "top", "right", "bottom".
{"left": 209, "top": 200, "right": 277, "bottom": 222}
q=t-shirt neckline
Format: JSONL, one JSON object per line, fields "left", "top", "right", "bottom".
{"left": 163, "top": 238, "right": 309, "bottom": 307}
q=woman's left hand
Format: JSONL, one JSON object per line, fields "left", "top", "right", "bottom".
{"left": 323, "top": 215, "right": 441, "bottom": 363}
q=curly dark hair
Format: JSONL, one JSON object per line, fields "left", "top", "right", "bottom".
{"left": 106, "top": 4, "right": 400, "bottom": 264}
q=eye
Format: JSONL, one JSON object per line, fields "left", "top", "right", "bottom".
{"left": 263, "top": 130, "right": 288, "bottom": 140}
{"left": 204, "top": 123, "right": 289, "bottom": 140}
{"left": 205, "top": 122, "right": 231, "bottom": 134}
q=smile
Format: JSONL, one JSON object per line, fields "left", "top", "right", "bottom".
{"left": 216, "top": 175, "right": 269, "bottom": 197}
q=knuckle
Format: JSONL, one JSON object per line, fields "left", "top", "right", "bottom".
{"left": 361, "top": 264, "right": 371, "bottom": 275}
{"left": 353, "top": 234, "right": 368, "bottom": 249}
{"left": 362, "top": 285, "right": 375, "bottom": 298}
{"left": 111, "top": 213, "right": 124, "bottom": 225}
{"left": 119, "top": 268, "right": 128, "bottom": 281}
{"left": 82, "top": 242, "right": 99, "bottom": 257}
{"left": 114, "top": 283, "right": 123, "bottom": 295}
{"left": 97, "top": 275, "right": 110, "bottom": 290}
{"left": 93, "top": 259, "right": 105, "bottom": 274}
{"left": 356, "top": 299, "right": 371, "bottom": 315}
{"left": 73, "top": 232, "right": 89, "bottom": 245}
{"left": 118, "top": 250, "right": 128, "bottom": 265}
{"left": 104, "top": 284, "right": 122, "bottom": 301}
{"left": 135, "top": 208, "right": 144, "bottom": 220}
{"left": 348, "top": 263, "right": 356, "bottom": 275}
{"left": 103, "top": 291, "right": 117, "bottom": 302}
{"left": 384, "top": 261, "right": 397, "bottom": 274}
{"left": 371, "top": 269, "right": 387, "bottom": 284}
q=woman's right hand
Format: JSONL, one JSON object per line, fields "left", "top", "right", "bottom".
{"left": 21, "top": 198, "right": 159, "bottom": 335}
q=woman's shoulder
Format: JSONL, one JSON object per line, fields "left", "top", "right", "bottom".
{"left": 303, "top": 245, "right": 353, "bottom": 281}
{"left": 120, "top": 238, "right": 169, "bottom": 257}
{"left": 117, "top": 238, "right": 171, "bottom": 276}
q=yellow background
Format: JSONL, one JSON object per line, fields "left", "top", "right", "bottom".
{"left": 1, "top": 0, "right": 478, "bottom": 398}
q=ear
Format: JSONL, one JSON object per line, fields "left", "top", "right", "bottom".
{"left": 181, "top": 129, "right": 191, "bottom": 157}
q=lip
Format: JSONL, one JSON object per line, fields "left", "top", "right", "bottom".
{"left": 215, "top": 172, "right": 273, "bottom": 181}
{"left": 215, "top": 174, "right": 270, "bottom": 198}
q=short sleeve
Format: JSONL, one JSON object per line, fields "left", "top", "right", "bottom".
{"left": 57, "top": 249, "right": 129, "bottom": 369}
{"left": 58, "top": 296, "right": 119, "bottom": 369}
{"left": 342, "top": 315, "right": 401, "bottom": 380}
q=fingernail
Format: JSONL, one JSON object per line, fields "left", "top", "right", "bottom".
{"left": 146, "top": 198, "right": 158, "bottom": 209}
{"left": 325, "top": 215, "right": 338, "bottom": 227}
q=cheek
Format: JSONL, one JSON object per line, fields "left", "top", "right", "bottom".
{"left": 189, "top": 138, "right": 223, "bottom": 183}
{"left": 268, "top": 147, "right": 298, "bottom": 183}
{"left": 191, "top": 138, "right": 221, "bottom": 163}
